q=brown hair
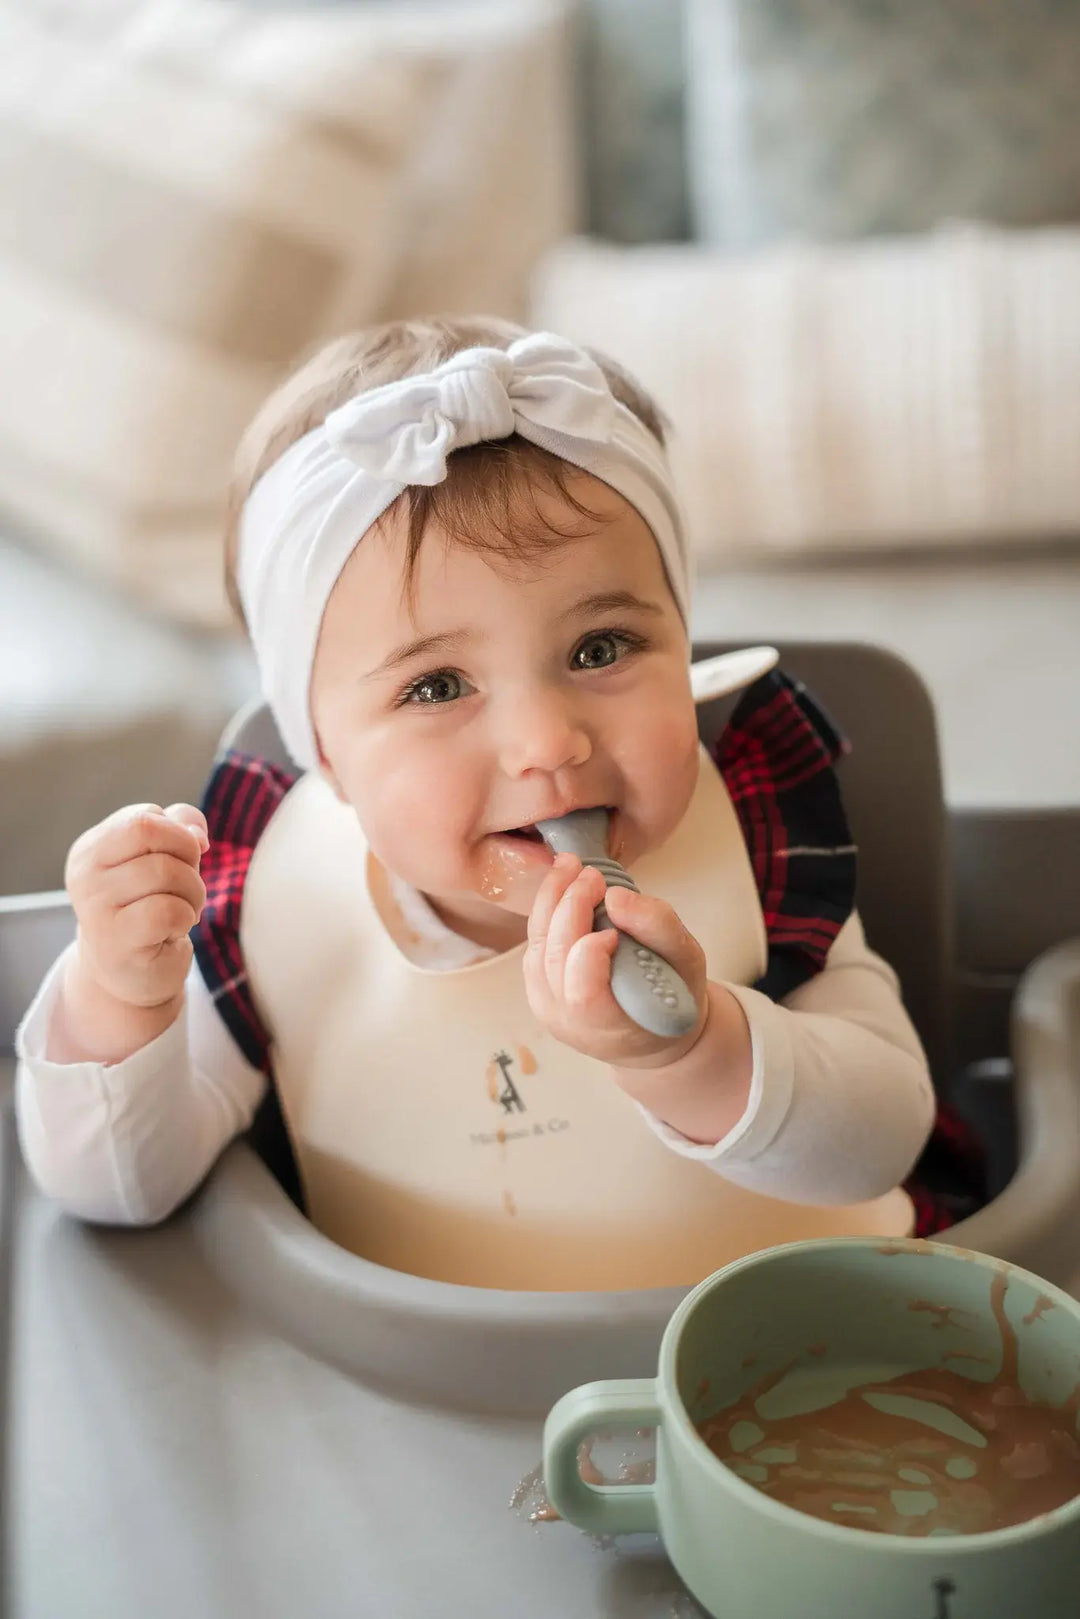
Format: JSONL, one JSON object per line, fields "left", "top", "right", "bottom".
{"left": 224, "top": 316, "right": 667, "bottom": 625}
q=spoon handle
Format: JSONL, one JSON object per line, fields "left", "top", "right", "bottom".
{"left": 535, "top": 806, "right": 699, "bottom": 1040}
{"left": 581, "top": 856, "right": 700, "bottom": 1040}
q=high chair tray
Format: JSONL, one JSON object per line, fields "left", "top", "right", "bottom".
{"left": 0, "top": 1062, "right": 698, "bottom": 1619}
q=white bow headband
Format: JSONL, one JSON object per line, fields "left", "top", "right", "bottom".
{"left": 237, "top": 332, "right": 692, "bottom": 771}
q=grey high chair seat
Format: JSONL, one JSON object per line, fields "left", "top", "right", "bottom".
{"left": 1, "top": 642, "right": 1078, "bottom": 1619}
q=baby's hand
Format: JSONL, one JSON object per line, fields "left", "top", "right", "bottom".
{"left": 523, "top": 853, "right": 708, "bottom": 1069}
{"left": 65, "top": 802, "right": 209, "bottom": 1013}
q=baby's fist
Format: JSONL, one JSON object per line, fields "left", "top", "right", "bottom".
{"left": 65, "top": 802, "right": 209, "bottom": 1012}
{"left": 523, "top": 854, "right": 708, "bottom": 1069}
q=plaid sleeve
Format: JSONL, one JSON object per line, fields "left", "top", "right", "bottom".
{"left": 711, "top": 669, "right": 857, "bottom": 1003}
{"left": 191, "top": 750, "right": 300, "bottom": 1074}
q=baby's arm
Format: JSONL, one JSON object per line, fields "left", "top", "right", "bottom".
{"left": 16, "top": 950, "right": 265, "bottom": 1223}
{"left": 14, "top": 803, "right": 266, "bottom": 1223}
{"left": 622, "top": 913, "right": 936, "bottom": 1204}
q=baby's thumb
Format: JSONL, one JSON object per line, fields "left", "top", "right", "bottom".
{"left": 603, "top": 886, "right": 706, "bottom": 996}
{"left": 163, "top": 802, "right": 210, "bottom": 856}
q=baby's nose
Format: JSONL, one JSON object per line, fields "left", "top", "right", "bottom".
{"left": 495, "top": 686, "right": 592, "bottom": 776}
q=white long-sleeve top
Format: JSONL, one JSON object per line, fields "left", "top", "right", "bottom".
{"left": 14, "top": 879, "right": 936, "bottom": 1226}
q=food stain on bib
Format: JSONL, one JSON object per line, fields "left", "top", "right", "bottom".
{"left": 517, "top": 1045, "right": 538, "bottom": 1075}
{"left": 697, "top": 1275, "right": 1080, "bottom": 1537}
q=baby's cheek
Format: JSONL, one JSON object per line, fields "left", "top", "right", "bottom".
{"left": 363, "top": 789, "right": 476, "bottom": 891}
{"left": 632, "top": 718, "right": 699, "bottom": 819}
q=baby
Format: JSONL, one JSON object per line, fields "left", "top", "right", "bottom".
{"left": 15, "top": 319, "right": 976, "bottom": 1290}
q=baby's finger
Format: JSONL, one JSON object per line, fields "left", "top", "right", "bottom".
{"left": 93, "top": 806, "right": 205, "bottom": 871}
{"left": 526, "top": 853, "right": 581, "bottom": 950}
{"left": 523, "top": 854, "right": 580, "bottom": 1016}
{"left": 544, "top": 865, "right": 606, "bottom": 997}
{"left": 106, "top": 852, "right": 207, "bottom": 917}
{"left": 563, "top": 926, "right": 620, "bottom": 1013}
{"left": 114, "top": 892, "right": 200, "bottom": 954}
{"left": 163, "top": 803, "right": 209, "bottom": 855}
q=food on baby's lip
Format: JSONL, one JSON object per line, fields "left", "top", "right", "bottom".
{"left": 477, "top": 835, "right": 551, "bottom": 903}
{"left": 697, "top": 1276, "right": 1080, "bottom": 1538}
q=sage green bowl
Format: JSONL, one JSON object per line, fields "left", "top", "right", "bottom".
{"left": 544, "top": 1238, "right": 1080, "bottom": 1619}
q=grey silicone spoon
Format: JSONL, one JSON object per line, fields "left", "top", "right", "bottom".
{"left": 535, "top": 809, "right": 700, "bottom": 1040}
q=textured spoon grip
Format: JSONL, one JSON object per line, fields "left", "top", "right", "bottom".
{"left": 583, "top": 863, "right": 700, "bottom": 1040}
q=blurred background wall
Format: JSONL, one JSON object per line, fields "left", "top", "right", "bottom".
{"left": 1, "top": 0, "right": 1079, "bottom": 896}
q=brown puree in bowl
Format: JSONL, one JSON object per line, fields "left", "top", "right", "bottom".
{"left": 696, "top": 1276, "right": 1080, "bottom": 1537}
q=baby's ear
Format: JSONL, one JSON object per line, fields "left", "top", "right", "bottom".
{"left": 319, "top": 766, "right": 349, "bottom": 805}
{"left": 314, "top": 738, "right": 349, "bottom": 804}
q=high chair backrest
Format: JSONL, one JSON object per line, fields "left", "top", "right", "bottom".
{"left": 218, "top": 641, "right": 953, "bottom": 1086}
{"left": 694, "top": 641, "right": 952, "bottom": 1085}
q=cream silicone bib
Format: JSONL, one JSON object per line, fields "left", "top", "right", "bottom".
{"left": 241, "top": 745, "right": 913, "bottom": 1290}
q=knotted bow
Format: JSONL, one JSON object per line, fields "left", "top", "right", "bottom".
{"left": 324, "top": 335, "right": 618, "bottom": 485}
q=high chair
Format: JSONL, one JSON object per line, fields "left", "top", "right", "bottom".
{"left": 0, "top": 643, "right": 1077, "bottom": 1619}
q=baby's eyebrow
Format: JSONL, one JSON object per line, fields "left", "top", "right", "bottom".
{"left": 364, "top": 590, "right": 664, "bottom": 681}
{"left": 556, "top": 589, "right": 665, "bottom": 623}
{"left": 363, "top": 629, "right": 467, "bottom": 681}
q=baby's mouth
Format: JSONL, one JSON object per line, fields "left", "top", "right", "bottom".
{"left": 478, "top": 810, "right": 624, "bottom": 903}
{"left": 497, "top": 807, "right": 621, "bottom": 857}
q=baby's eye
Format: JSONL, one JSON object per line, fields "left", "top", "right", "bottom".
{"left": 401, "top": 669, "right": 472, "bottom": 706}
{"left": 571, "top": 629, "right": 645, "bottom": 672}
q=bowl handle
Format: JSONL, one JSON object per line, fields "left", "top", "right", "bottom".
{"left": 543, "top": 1379, "right": 661, "bottom": 1534}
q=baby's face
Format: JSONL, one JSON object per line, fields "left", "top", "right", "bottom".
{"left": 310, "top": 472, "right": 700, "bottom": 950}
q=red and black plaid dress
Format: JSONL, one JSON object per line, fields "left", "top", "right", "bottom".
{"left": 192, "top": 669, "right": 986, "bottom": 1234}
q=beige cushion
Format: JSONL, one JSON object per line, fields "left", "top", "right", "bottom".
{"left": 0, "top": 0, "right": 573, "bottom": 627}
{"left": 533, "top": 232, "right": 1080, "bottom": 567}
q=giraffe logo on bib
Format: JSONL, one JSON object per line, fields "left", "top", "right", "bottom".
{"left": 485, "top": 1045, "right": 539, "bottom": 1115}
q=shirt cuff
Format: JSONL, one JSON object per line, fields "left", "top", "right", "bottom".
{"left": 635, "top": 982, "right": 796, "bottom": 1167}
{"left": 14, "top": 941, "right": 189, "bottom": 1094}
